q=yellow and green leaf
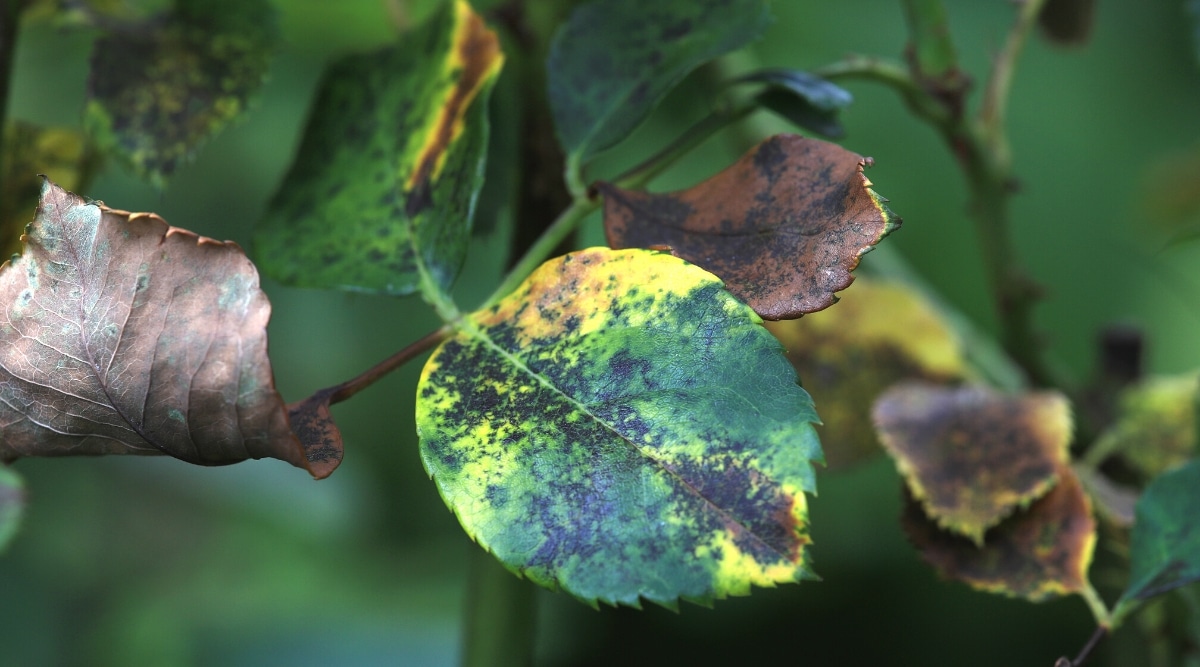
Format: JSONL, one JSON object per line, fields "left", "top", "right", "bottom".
{"left": 873, "top": 382, "right": 1073, "bottom": 545}
{"left": 1108, "top": 373, "right": 1199, "bottom": 480}
{"left": 1, "top": 121, "right": 96, "bottom": 259}
{"left": 416, "top": 247, "right": 821, "bottom": 607}
{"left": 85, "top": 0, "right": 277, "bottom": 184}
{"left": 254, "top": 0, "right": 503, "bottom": 308}
{"left": 765, "top": 278, "right": 965, "bottom": 468}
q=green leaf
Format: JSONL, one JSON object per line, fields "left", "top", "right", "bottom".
{"left": 765, "top": 278, "right": 965, "bottom": 469}
{"left": 734, "top": 69, "right": 852, "bottom": 139}
{"left": 1118, "top": 459, "right": 1200, "bottom": 608}
{"left": 416, "top": 247, "right": 821, "bottom": 607}
{"left": 254, "top": 0, "right": 503, "bottom": 307}
{"left": 1108, "top": 373, "right": 1199, "bottom": 480}
{"left": 0, "top": 464, "right": 24, "bottom": 553}
{"left": 547, "top": 0, "right": 770, "bottom": 167}
{"left": 85, "top": 0, "right": 277, "bottom": 184}
{"left": 901, "top": 464, "right": 1097, "bottom": 602}
{"left": 601, "top": 134, "right": 899, "bottom": 320}
{"left": 873, "top": 382, "right": 1073, "bottom": 545}
{"left": 0, "top": 180, "right": 336, "bottom": 478}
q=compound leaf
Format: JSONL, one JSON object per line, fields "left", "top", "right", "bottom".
{"left": 85, "top": 0, "right": 277, "bottom": 184}
{"left": 0, "top": 464, "right": 24, "bottom": 553}
{"left": 901, "top": 464, "right": 1096, "bottom": 602}
{"left": 0, "top": 180, "right": 337, "bottom": 478}
{"left": 765, "top": 278, "right": 965, "bottom": 468}
{"left": 254, "top": 0, "right": 502, "bottom": 305}
{"left": 417, "top": 247, "right": 821, "bottom": 607}
{"left": 1118, "top": 459, "right": 1200, "bottom": 608}
{"left": 601, "top": 134, "right": 899, "bottom": 320}
{"left": 548, "top": 0, "right": 770, "bottom": 166}
{"left": 873, "top": 382, "right": 1073, "bottom": 545}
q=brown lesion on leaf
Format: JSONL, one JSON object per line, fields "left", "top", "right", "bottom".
{"left": 286, "top": 390, "right": 344, "bottom": 480}
{"left": 601, "top": 134, "right": 899, "bottom": 320}
{"left": 901, "top": 463, "right": 1096, "bottom": 601}
{"left": 405, "top": 1, "right": 503, "bottom": 216}
{"left": 872, "top": 381, "right": 1072, "bottom": 545}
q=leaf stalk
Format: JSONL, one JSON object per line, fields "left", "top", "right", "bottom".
{"left": 324, "top": 325, "right": 452, "bottom": 406}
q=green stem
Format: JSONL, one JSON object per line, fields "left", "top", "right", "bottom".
{"left": 0, "top": 0, "right": 23, "bottom": 199}
{"left": 481, "top": 193, "right": 596, "bottom": 309}
{"left": 899, "top": 0, "right": 960, "bottom": 80}
{"left": 461, "top": 543, "right": 537, "bottom": 667}
{"left": 812, "top": 56, "right": 952, "bottom": 129}
{"left": 980, "top": 0, "right": 1049, "bottom": 159}
{"left": 612, "top": 101, "right": 755, "bottom": 190}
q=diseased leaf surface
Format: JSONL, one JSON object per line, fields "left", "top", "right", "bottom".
{"left": 1119, "top": 459, "right": 1200, "bottom": 605}
{"left": 85, "top": 0, "right": 277, "bottom": 184}
{"left": 548, "top": 0, "right": 770, "bottom": 164}
{"left": 601, "top": 134, "right": 899, "bottom": 320}
{"left": 901, "top": 464, "right": 1096, "bottom": 602}
{"left": 254, "top": 0, "right": 502, "bottom": 301}
{"left": 873, "top": 382, "right": 1072, "bottom": 545}
{"left": 0, "top": 180, "right": 334, "bottom": 477}
{"left": 417, "top": 248, "right": 821, "bottom": 607}
{"left": 1, "top": 121, "right": 96, "bottom": 259}
{"left": 0, "top": 464, "right": 24, "bottom": 553}
{"left": 765, "top": 278, "right": 965, "bottom": 468}
{"left": 285, "top": 390, "right": 343, "bottom": 481}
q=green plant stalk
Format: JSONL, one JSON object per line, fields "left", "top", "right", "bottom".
{"left": 462, "top": 542, "right": 537, "bottom": 667}
{"left": 899, "top": 0, "right": 959, "bottom": 79}
{"left": 0, "top": 0, "right": 23, "bottom": 202}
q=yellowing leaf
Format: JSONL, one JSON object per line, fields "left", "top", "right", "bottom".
{"left": 1, "top": 121, "right": 96, "bottom": 258}
{"left": 765, "top": 278, "right": 965, "bottom": 468}
{"left": 417, "top": 248, "right": 821, "bottom": 607}
{"left": 873, "top": 382, "right": 1072, "bottom": 545}
{"left": 1109, "top": 373, "right": 1199, "bottom": 480}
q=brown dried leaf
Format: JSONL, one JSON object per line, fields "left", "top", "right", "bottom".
{"left": 872, "top": 382, "right": 1073, "bottom": 545}
{"left": 901, "top": 464, "right": 1097, "bottom": 602}
{"left": 0, "top": 179, "right": 337, "bottom": 477}
{"left": 285, "top": 390, "right": 343, "bottom": 480}
{"left": 765, "top": 278, "right": 965, "bottom": 469}
{"left": 600, "top": 134, "right": 899, "bottom": 320}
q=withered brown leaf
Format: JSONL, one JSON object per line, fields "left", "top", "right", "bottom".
{"left": 0, "top": 180, "right": 339, "bottom": 477}
{"left": 601, "top": 134, "right": 899, "bottom": 320}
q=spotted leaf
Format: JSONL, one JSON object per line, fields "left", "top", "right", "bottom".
{"left": 416, "top": 247, "right": 822, "bottom": 607}
{"left": 765, "top": 278, "right": 965, "bottom": 468}
{"left": 254, "top": 0, "right": 503, "bottom": 305}
{"left": 85, "top": 0, "right": 277, "bottom": 184}
{"left": 601, "top": 134, "right": 899, "bottom": 320}
{"left": 548, "top": 0, "right": 770, "bottom": 166}
{"left": 872, "top": 382, "right": 1073, "bottom": 545}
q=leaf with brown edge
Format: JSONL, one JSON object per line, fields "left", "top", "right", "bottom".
{"left": 901, "top": 464, "right": 1097, "bottom": 602}
{"left": 600, "top": 134, "right": 899, "bottom": 320}
{"left": 872, "top": 382, "right": 1073, "bottom": 545}
{"left": 0, "top": 179, "right": 338, "bottom": 478}
{"left": 765, "top": 278, "right": 965, "bottom": 469}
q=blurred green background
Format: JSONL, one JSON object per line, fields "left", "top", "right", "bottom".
{"left": 3, "top": 0, "right": 1199, "bottom": 665}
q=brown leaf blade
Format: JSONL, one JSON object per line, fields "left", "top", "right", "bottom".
{"left": 872, "top": 382, "right": 1073, "bottom": 544}
{"left": 601, "top": 134, "right": 899, "bottom": 320}
{"left": 901, "top": 464, "right": 1096, "bottom": 601}
{"left": 0, "top": 180, "right": 324, "bottom": 475}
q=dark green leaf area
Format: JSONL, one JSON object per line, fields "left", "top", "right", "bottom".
{"left": 1121, "top": 459, "right": 1200, "bottom": 605}
{"left": 0, "top": 465, "right": 25, "bottom": 553}
{"left": 254, "top": 0, "right": 502, "bottom": 298}
{"left": 417, "top": 248, "right": 821, "bottom": 607}
{"left": 86, "top": 0, "right": 277, "bottom": 184}
{"left": 737, "top": 69, "right": 852, "bottom": 138}
{"left": 547, "top": 0, "right": 770, "bottom": 163}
